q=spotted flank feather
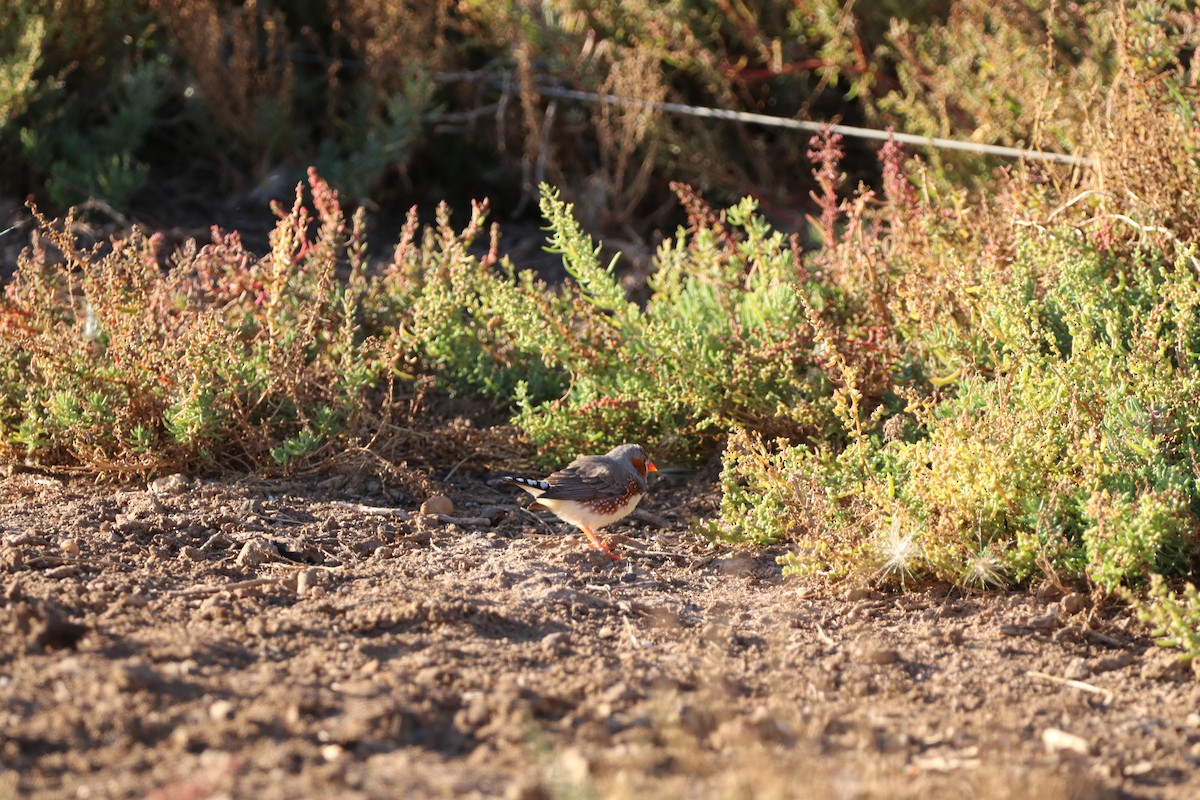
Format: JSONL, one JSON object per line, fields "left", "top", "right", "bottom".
{"left": 581, "top": 480, "right": 641, "bottom": 516}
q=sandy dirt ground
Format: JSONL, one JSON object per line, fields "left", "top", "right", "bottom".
{"left": 2, "top": 464, "right": 1199, "bottom": 800}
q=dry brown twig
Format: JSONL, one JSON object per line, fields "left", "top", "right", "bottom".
{"left": 1026, "top": 669, "right": 1114, "bottom": 705}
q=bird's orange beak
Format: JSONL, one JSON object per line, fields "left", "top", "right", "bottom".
{"left": 646, "top": 460, "right": 657, "bottom": 473}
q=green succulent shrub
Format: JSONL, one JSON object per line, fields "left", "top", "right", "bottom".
{"left": 0, "top": 169, "right": 390, "bottom": 473}
{"left": 395, "top": 171, "right": 910, "bottom": 465}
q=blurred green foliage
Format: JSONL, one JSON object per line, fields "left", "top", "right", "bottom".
{"left": 7, "top": 0, "right": 1187, "bottom": 224}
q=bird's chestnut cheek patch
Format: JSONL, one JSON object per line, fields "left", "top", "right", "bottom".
{"left": 632, "top": 458, "right": 647, "bottom": 476}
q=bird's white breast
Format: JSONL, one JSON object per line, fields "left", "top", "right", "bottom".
{"left": 537, "top": 494, "right": 643, "bottom": 531}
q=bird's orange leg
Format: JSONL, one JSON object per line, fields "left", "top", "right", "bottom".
{"left": 582, "top": 525, "right": 623, "bottom": 561}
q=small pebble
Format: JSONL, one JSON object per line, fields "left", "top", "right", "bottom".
{"left": 541, "top": 631, "right": 569, "bottom": 653}
{"left": 179, "top": 546, "right": 204, "bottom": 562}
{"left": 59, "top": 538, "right": 80, "bottom": 556}
{"left": 421, "top": 495, "right": 454, "bottom": 516}
{"left": 503, "top": 779, "right": 547, "bottom": 800}
{"left": 208, "top": 700, "right": 235, "bottom": 722}
{"left": 555, "top": 747, "right": 590, "bottom": 784}
{"left": 1042, "top": 727, "right": 1089, "bottom": 756}
{"left": 296, "top": 569, "right": 318, "bottom": 596}
{"left": 1060, "top": 592, "right": 1089, "bottom": 615}
{"left": 1063, "top": 657, "right": 1090, "bottom": 681}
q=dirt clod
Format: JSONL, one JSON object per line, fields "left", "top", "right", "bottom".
{"left": 235, "top": 538, "right": 275, "bottom": 567}
{"left": 853, "top": 644, "right": 900, "bottom": 665}
{"left": 1093, "top": 651, "right": 1136, "bottom": 673}
{"left": 150, "top": 473, "right": 192, "bottom": 496}
{"left": 23, "top": 601, "right": 88, "bottom": 652}
{"left": 116, "top": 661, "right": 163, "bottom": 692}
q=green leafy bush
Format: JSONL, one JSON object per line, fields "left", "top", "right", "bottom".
{"left": 396, "top": 175, "right": 907, "bottom": 463}
{"left": 0, "top": 0, "right": 168, "bottom": 209}
{"left": 0, "top": 169, "right": 389, "bottom": 473}
{"left": 0, "top": 4, "right": 43, "bottom": 125}
{"left": 751, "top": 227, "right": 1200, "bottom": 592}
{"left": 1131, "top": 575, "right": 1200, "bottom": 661}
{"left": 383, "top": 198, "right": 566, "bottom": 405}
{"left": 12, "top": 0, "right": 1136, "bottom": 221}
{"left": 511, "top": 184, "right": 821, "bottom": 457}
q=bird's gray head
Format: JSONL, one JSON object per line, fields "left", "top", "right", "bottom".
{"left": 606, "top": 443, "right": 657, "bottom": 481}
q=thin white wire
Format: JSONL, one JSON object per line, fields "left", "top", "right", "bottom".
{"left": 492, "top": 80, "right": 1096, "bottom": 169}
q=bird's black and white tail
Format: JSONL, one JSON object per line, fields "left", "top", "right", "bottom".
{"left": 502, "top": 475, "right": 550, "bottom": 492}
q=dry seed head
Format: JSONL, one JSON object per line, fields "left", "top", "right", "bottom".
{"left": 961, "top": 546, "right": 1009, "bottom": 590}
{"left": 873, "top": 519, "right": 924, "bottom": 588}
